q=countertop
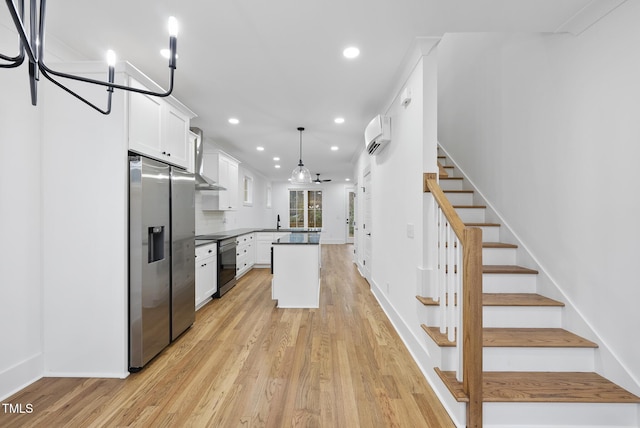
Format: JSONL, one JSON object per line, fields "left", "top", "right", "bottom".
{"left": 273, "top": 233, "right": 321, "bottom": 245}
{"left": 196, "top": 228, "right": 321, "bottom": 243}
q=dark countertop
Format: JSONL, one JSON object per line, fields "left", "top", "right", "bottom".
{"left": 273, "top": 233, "right": 321, "bottom": 245}
{"left": 196, "top": 228, "right": 321, "bottom": 242}
{"left": 195, "top": 239, "right": 217, "bottom": 248}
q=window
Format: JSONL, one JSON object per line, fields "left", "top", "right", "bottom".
{"left": 289, "top": 190, "right": 322, "bottom": 228}
{"left": 243, "top": 175, "right": 253, "bottom": 206}
{"left": 266, "top": 185, "right": 272, "bottom": 208}
{"left": 307, "top": 190, "right": 322, "bottom": 228}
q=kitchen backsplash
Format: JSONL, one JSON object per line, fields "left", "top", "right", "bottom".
{"left": 194, "top": 192, "right": 226, "bottom": 234}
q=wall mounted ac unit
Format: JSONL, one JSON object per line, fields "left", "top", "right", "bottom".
{"left": 364, "top": 114, "right": 391, "bottom": 155}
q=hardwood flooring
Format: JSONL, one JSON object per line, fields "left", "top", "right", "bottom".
{"left": 0, "top": 244, "right": 454, "bottom": 427}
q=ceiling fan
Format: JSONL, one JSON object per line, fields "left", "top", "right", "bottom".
{"left": 313, "top": 173, "right": 332, "bottom": 184}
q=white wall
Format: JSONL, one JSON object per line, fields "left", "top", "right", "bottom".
{"left": 353, "top": 46, "right": 464, "bottom": 423}
{"left": 271, "top": 181, "right": 352, "bottom": 243}
{"left": 0, "top": 25, "right": 45, "bottom": 400}
{"left": 438, "top": 2, "right": 640, "bottom": 392}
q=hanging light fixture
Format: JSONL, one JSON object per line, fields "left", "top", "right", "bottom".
{"left": 290, "top": 127, "right": 312, "bottom": 184}
{"left": 1, "top": 0, "right": 178, "bottom": 115}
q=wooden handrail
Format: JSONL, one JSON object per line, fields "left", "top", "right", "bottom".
{"left": 424, "top": 173, "right": 466, "bottom": 240}
{"left": 424, "top": 172, "right": 483, "bottom": 427}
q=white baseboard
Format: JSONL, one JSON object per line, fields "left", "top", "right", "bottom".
{"left": 0, "top": 353, "right": 44, "bottom": 401}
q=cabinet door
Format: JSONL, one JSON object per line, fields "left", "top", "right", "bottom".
{"left": 218, "top": 157, "right": 230, "bottom": 209}
{"left": 128, "top": 88, "right": 163, "bottom": 158}
{"left": 195, "top": 255, "right": 216, "bottom": 309}
{"left": 256, "top": 234, "right": 273, "bottom": 265}
{"left": 227, "top": 160, "right": 239, "bottom": 210}
{"left": 164, "top": 106, "right": 190, "bottom": 169}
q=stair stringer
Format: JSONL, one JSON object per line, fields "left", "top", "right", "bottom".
{"left": 437, "top": 144, "right": 640, "bottom": 418}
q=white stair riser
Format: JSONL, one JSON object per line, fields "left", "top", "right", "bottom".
{"left": 444, "top": 192, "right": 474, "bottom": 205}
{"left": 418, "top": 306, "right": 440, "bottom": 326}
{"left": 483, "top": 402, "right": 638, "bottom": 428}
{"left": 483, "top": 273, "right": 537, "bottom": 293}
{"left": 483, "top": 347, "right": 595, "bottom": 372}
{"left": 442, "top": 166, "right": 456, "bottom": 177}
{"left": 483, "top": 247, "right": 517, "bottom": 265}
{"left": 455, "top": 207, "right": 486, "bottom": 223}
{"left": 484, "top": 306, "right": 562, "bottom": 328}
{"left": 437, "top": 156, "right": 450, "bottom": 166}
{"left": 439, "top": 346, "right": 595, "bottom": 373}
{"left": 477, "top": 225, "right": 501, "bottom": 241}
{"left": 438, "top": 179, "right": 464, "bottom": 190}
{"left": 420, "top": 305, "right": 562, "bottom": 328}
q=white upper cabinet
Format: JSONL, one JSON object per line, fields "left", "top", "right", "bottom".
{"left": 201, "top": 151, "right": 240, "bottom": 211}
{"left": 128, "top": 77, "right": 194, "bottom": 169}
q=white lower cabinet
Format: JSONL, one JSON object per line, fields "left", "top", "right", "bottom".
{"left": 236, "top": 233, "right": 255, "bottom": 278}
{"left": 195, "top": 243, "right": 217, "bottom": 309}
{"left": 255, "top": 232, "right": 288, "bottom": 266}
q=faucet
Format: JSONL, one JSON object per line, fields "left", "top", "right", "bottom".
{"left": 277, "top": 214, "right": 281, "bottom": 230}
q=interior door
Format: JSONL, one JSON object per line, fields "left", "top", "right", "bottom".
{"left": 345, "top": 188, "right": 356, "bottom": 244}
{"left": 362, "top": 172, "right": 372, "bottom": 283}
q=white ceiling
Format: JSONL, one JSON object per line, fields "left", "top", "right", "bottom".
{"left": 11, "top": 0, "right": 594, "bottom": 182}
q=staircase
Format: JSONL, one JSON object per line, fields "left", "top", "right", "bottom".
{"left": 417, "top": 149, "right": 640, "bottom": 427}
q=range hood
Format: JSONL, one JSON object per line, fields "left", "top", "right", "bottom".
{"left": 190, "top": 127, "right": 226, "bottom": 191}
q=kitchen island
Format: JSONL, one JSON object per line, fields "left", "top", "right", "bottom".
{"left": 271, "top": 233, "right": 321, "bottom": 308}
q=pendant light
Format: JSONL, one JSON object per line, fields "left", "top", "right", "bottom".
{"left": 290, "top": 127, "right": 312, "bottom": 184}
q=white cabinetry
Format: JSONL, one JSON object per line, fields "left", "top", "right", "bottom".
{"left": 195, "top": 243, "right": 217, "bottom": 309}
{"left": 128, "top": 77, "right": 194, "bottom": 169}
{"left": 201, "top": 151, "right": 240, "bottom": 210}
{"left": 272, "top": 243, "right": 321, "bottom": 308}
{"left": 255, "top": 232, "right": 288, "bottom": 266}
{"left": 236, "top": 233, "right": 255, "bottom": 278}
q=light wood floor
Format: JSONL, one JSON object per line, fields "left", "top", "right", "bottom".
{"left": 1, "top": 244, "right": 454, "bottom": 427}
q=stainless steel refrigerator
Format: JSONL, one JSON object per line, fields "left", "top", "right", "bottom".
{"left": 129, "top": 154, "right": 195, "bottom": 371}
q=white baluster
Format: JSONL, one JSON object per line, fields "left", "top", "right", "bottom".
{"left": 438, "top": 209, "right": 447, "bottom": 334}
{"left": 455, "top": 236, "right": 464, "bottom": 381}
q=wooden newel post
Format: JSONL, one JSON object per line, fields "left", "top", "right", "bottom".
{"left": 463, "top": 227, "right": 483, "bottom": 427}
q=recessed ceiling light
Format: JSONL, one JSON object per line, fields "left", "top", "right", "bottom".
{"left": 343, "top": 46, "right": 360, "bottom": 59}
{"left": 331, "top": 146, "right": 339, "bottom": 151}
{"left": 228, "top": 118, "right": 239, "bottom": 125}
{"left": 273, "top": 157, "right": 280, "bottom": 161}
{"left": 334, "top": 117, "right": 345, "bottom": 124}
{"left": 256, "top": 146, "right": 264, "bottom": 151}
{"left": 345, "top": 178, "right": 351, "bottom": 182}
{"left": 275, "top": 165, "right": 281, "bottom": 169}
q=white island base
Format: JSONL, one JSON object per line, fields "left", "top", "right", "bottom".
{"left": 271, "top": 235, "right": 321, "bottom": 308}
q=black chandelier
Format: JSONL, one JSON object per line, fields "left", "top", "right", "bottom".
{"left": 1, "top": 0, "right": 178, "bottom": 114}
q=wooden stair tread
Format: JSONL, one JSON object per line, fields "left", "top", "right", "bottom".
{"left": 482, "top": 242, "right": 517, "bottom": 249}
{"left": 422, "top": 325, "right": 456, "bottom": 346}
{"left": 436, "top": 370, "right": 640, "bottom": 403}
{"left": 417, "top": 293, "right": 563, "bottom": 307}
{"left": 421, "top": 326, "right": 597, "bottom": 348}
{"left": 484, "top": 265, "right": 539, "bottom": 274}
{"left": 443, "top": 190, "right": 474, "bottom": 194}
{"left": 483, "top": 328, "right": 598, "bottom": 348}
{"left": 483, "top": 293, "right": 564, "bottom": 307}
{"left": 416, "top": 296, "right": 438, "bottom": 306}
{"left": 465, "top": 222, "right": 500, "bottom": 227}
{"left": 440, "top": 176, "right": 463, "bottom": 180}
